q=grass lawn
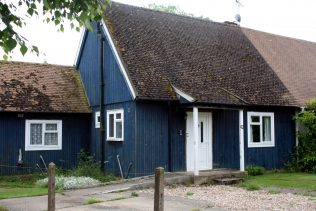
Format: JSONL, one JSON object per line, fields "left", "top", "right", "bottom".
{"left": 242, "top": 172, "right": 316, "bottom": 191}
{"left": 0, "top": 187, "right": 48, "bottom": 200}
{"left": 0, "top": 174, "right": 48, "bottom": 199}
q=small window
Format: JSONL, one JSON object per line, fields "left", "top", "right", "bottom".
{"left": 25, "top": 120, "right": 62, "bottom": 151}
{"left": 95, "top": 111, "right": 100, "bottom": 128}
{"left": 107, "top": 109, "right": 124, "bottom": 141}
{"left": 247, "top": 112, "right": 275, "bottom": 148}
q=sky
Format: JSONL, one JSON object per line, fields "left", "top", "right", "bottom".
{"left": 4, "top": 0, "right": 316, "bottom": 66}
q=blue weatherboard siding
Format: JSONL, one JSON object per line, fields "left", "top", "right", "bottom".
{"left": 135, "top": 102, "right": 169, "bottom": 176}
{"left": 244, "top": 107, "right": 296, "bottom": 169}
{"left": 0, "top": 113, "right": 90, "bottom": 175}
{"left": 91, "top": 102, "right": 136, "bottom": 176}
{"left": 90, "top": 101, "right": 186, "bottom": 177}
{"left": 170, "top": 107, "right": 186, "bottom": 172}
{"left": 213, "top": 109, "right": 240, "bottom": 169}
{"left": 77, "top": 29, "right": 100, "bottom": 106}
{"left": 78, "top": 25, "right": 135, "bottom": 177}
{"left": 104, "top": 37, "right": 133, "bottom": 104}
{"left": 77, "top": 27, "right": 133, "bottom": 107}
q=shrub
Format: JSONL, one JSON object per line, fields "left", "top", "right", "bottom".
{"left": 292, "top": 99, "right": 316, "bottom": 172}
{"left": 246, "top": 165, "right": 265, "bottom": 176}
{"left": 74, "top": 150, "right": 116, "bottom": 183}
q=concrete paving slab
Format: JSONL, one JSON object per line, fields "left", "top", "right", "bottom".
{"left": 0, "top": 173, "right": 227, "bottom": 211}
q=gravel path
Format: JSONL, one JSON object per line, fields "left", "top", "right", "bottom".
{"left": 142, "top": 185, "right": 316, "bottom": 211}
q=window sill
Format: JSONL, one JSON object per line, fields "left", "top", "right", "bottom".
{"left": 106, "top": 139, "right": 124, "bottom": 142}
{"left": 25, "top": 146, "right": 62, "bottom": 151}
{"left": 248, "top": 142, "right": 275, "bottom": 148}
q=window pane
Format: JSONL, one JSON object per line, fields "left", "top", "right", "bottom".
{"left": 200, "top": 121, "right": 203, "bottom": 143}
{"left": 46, "top": 124, "right": 57, "bottom": 131}
{"left": 30, "top": 124, "right": 42, "bottom": 145}
{"left": 116, "top": 121, "right": 122, "bottom": 139}
{"left": 44, "top": 133, "right": 58, "bottom": 145}
{"left": 250, "top": 125, "right": 260, "bottom": 143}
{"left": 109, "top": 114, "right": 114, "bottom": 137}
{"left": 251, "top": 116, "right": 260, "bottom": 123}
{"left": 263, "top": 116, "right": 271, "bottom": 142}
{"left": 116, "top": 113, "right": 121, "bottom": 119}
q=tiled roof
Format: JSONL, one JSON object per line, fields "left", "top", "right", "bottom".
{"left": 104, "top": 2, "right": 316, "bottom": 107}
{"left": 0, "top": 61, "right": 90, "bottom": 113}
{"left": 243, "top": 28, "right": 316, "bottom": 106}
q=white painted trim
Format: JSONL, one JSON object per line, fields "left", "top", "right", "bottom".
{"left": 193, "top": 107, "right": 199, "bottom": 176}
{"left": 247, "top": 112, "right": 275, "bottom": 148}
{"left": 239, "top": 110, "right": 245, "bottom": 171}
{"left": 208, "top": 113, "right": 213, "bottom": 170}
{"left": 106, "top": 109, "right": 124, "bottom": 141}
{"left": 95, "top": 111, "right": 100, "bottom": 128}
{"left": 101, "top": 20, "right": 136, "bottom": 99}
{"left": 25, "top": 120, "right": 62, "bottom": 151}
{"left": 73, "top": 28, "right": 86, "bottom": 66}
{"left": 172, "top": 85, "right": 195, "bottom": 102}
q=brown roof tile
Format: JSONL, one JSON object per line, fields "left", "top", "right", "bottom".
{"left": 0, "top": 61, "right": 90, "bottom": 113}
{"left": 104, "top": 3, "right": 314, "bottom": 107}
{"left": 243, "top": 28, "right": 316, "bottom": 106}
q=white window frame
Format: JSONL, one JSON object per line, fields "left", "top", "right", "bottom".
{"left": 106, "top": 109, "right": 124, "bottom": 141}
{"left": 95, "top": 111, "right": 100, "bottom": 128}
{"left": 247, "top": 112, "right": 275, "bottom": 148}
{"left": 25, "top": 120, "right": 62, "bottom": 151}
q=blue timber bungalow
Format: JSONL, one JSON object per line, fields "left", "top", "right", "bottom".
{"left": 75, "top": 2, "right": 316, "bottom": 177}
{"left": 0, "top": 62, "right": 90, "bottom": 175}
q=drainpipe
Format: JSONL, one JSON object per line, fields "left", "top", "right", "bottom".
{"left": 167, "top": 101, "right": 172, "bottom": 172}
{"left": 98, "top": 23, "right": 105, "bottom": 170}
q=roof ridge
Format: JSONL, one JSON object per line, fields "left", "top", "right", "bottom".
{"left": 1, "top": 60, "right": 75, "bottom": 68}
{"left": 111, "top": 1, "right": 241, "bottom": 29}
{"left": 242, "top": 27, "right": 316, "bottom": 45}
{"left": 112, "top": 1, "right": 316, "bottom": 44}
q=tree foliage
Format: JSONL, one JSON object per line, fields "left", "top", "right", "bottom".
{"left": 147, "top": 3, "right": 210, "bottom": 21}
{"left": 0, "top": 0, "right": 110, "bottom": 60}
{"left": 293, "top": 99, "right": 316, "bottom": 172}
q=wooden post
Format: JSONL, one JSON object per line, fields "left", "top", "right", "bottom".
{"left": 48, "top": 162, "right": 56, "bottom": 211}
{"left": 154, "top": 167, "right": 164, "bottom": 211}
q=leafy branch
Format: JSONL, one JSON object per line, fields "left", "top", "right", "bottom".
{"left": 0, "top": 0, "right": 110, "bottom": 60}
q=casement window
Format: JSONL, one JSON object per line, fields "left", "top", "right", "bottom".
{"left": 95, "top": 111, "right": 100, "bottom": 128}
{"left": 107, "top": 109, "right": 124, "bottom": 141}
{"left": 25, "top": 120, "right": 62, "bottom": 151}
{"left": 247, "top": 112, "right": 275, "bottom": 147}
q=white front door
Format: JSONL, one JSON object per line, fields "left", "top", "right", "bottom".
{"left": 186, "top": 112, "right": 212, "bottom": 171}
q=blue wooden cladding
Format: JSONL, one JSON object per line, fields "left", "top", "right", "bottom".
{"left": 0, "top": 113, "right": 90, "bottom": 175}
{"left": 213, "top": 109, "right": 240, "bottom": 169}
{"left": 244, "top": 107, "right": 296, "bottom": 169}
{"left": 77, "top": 27, "right": 133, "bottom": 108}
{"left": 90, "top": 102, "right": 186, "bottom": 177}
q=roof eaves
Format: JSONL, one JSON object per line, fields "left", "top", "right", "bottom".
{"left": 101, "top": 19, "right": 137, "bottom": 100}
{"left": 74, "top": 28, "right": 88, "bottom": 69}
{"left": 172, "top": 85, "right": 195, "bottom": 102}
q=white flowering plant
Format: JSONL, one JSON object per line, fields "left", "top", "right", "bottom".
{"left": 36, "top": 176, "right": 101, "bottom": 190}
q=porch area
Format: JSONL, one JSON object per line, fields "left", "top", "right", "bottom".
{"left": 164, "top": 169, "right": 247, "bottom": 186}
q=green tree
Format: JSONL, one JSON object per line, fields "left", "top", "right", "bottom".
{"left": 0, "top": 0, "right": 110, "bottom": 60}
{"left": 148, "top": 3, "right": 210, "bottom": 20}
{"left": 294, "top": 99, "right": 316, "bottom": 172}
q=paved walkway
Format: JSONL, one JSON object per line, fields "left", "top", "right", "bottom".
{"left": 0, "top": 176, "right": 225, "bottom": 211}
